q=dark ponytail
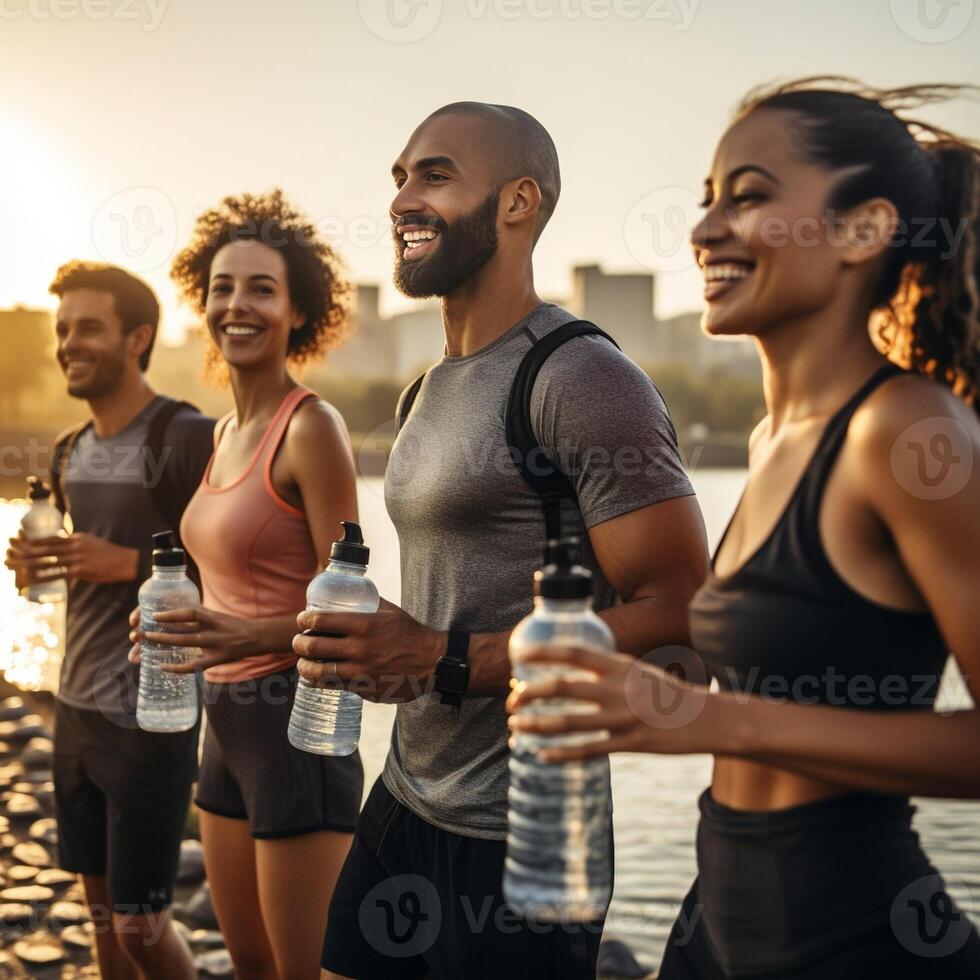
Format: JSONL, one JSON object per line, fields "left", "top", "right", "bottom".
{"left": 737, "top": 78, "right": 980, "bottom": 409}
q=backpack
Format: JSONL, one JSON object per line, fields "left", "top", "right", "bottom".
{"left": 397, "top": 319, "right": 620, "bottom": 541}
{"left": 50, "top": 397, "right": 211, "bottom": 544}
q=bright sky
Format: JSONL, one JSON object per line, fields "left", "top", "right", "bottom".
{"left": 1, "top": 0, "right": 977, "bottom": 343}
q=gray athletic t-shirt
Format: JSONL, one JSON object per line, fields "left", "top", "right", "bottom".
{"left": 382, "top": 304, "right": 694, "bottom": 838}
{"left": 58, "top": 398, "right": 214, "bottom": 721}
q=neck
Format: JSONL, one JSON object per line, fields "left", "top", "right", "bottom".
{"left": 755, "top": 302, "right": 887, "bottom": 435}
{"left": 440, "top": 249, "right": 542, "bottom": 357}
{"left": 87, "top": 373, "right": 156, "bottom": 439}
{"left": 228, "top": 361, "right": 296, "bottom": 425}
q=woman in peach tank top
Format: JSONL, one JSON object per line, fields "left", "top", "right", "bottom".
{"left": 131, "top": 191, "right": 362, "bottom": 980}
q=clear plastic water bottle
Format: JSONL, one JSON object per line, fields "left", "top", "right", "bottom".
{"left": 20, "top": 477, "right": 67, "bottom": 604}
{"left": 288, "top": 521, "right": 379, "bottom": 756}
{"left": 136, "top": 531, "right": 201, "bottom": 733}
{"left": 505, "top": 538, "right": 615, "bottom": 922}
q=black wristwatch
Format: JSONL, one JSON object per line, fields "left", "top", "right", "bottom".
{"left": 434, "top": 630, "right": 470, "bottom": 711}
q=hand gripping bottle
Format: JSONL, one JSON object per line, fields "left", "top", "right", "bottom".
{"left": 136, "top": 531, "right": 201, "bottom": 732}
{"left": 505, "top": 538, "right": 615, "bottom": 922}
{"left": 20, "top": 477, "right": 67, "bottom": 603}
{"left": 288, "top": 522, "right": 379, "bottom": 755}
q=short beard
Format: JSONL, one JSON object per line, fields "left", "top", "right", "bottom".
{"left": 393, "top": 190, "right": 499, "bottom": 299}
{"left": 66, "top": 349, "right": 127, "bottom": 400}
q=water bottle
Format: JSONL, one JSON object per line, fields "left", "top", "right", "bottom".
{"left": 136, "top": 531, "right": 201, "bottom": 733}
{"left": 505, "top": 538, "right": 615, "bottom": 922}
{"left": 20, "top": 477, "right": 67, "bottom": 603}
{"left": 288, "top": 522, "right": 379, "bottom": 756}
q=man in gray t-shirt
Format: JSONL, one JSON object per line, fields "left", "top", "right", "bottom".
{"left": 297, "top": 104, "right": 708, "bottom": 980}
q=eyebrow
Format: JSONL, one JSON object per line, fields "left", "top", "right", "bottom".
{"left": 704, "top": 164, "right": 783, "bottom": 189}
{"left": 391, "top": 154, "right": 460, "bottom": 177}
{"left": 210, "top": 272, "right": 280, "bottom": 283}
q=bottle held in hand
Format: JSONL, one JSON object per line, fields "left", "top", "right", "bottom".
{"left": 136, "top": 531, "right": 201, "bottom": 733}
{"left": 20, "top": 477, "right": 67, "bottom": 603}
{"left": 288, "top": 521, "right": 379, "bottom": 756}
{"left": 505, "top": 538, "right": 615, "bottom": 922}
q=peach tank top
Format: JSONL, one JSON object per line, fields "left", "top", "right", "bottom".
{"left": 181, "top": 386, "right": 318, "bottom": 683}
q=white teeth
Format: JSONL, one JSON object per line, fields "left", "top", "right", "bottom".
{"left": 704, "top": 263, "right": 753, "bottom": 282}
{"left": 224, "top": 325, "right": 261, "bottom": 336}
{"left": 401, "top": 229, "right": 438, "bottom": 242}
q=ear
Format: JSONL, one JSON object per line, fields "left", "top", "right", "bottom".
{"left": 500, "top": 177, "right": 542, "bottom": 233}
{"left": 839, "top": 197, "right": 899, "bottom": 269}
{"left": 127, "top": 323, "right": 154, "bottom": 365}
{"left": 291, "top": 310, "right": 306, "bottom": 331}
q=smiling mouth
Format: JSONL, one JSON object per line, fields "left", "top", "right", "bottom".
{"left": 397, "top": 226, "right": 441, "bottom": 262}
{"left": 221, "top": 323, "right": 264, "bottom": 337}
{"left": 63, "top": 359, "right": 94, "bottom": 374}
{"left": 702, "top": 261, "right": 755, "bottom": 301}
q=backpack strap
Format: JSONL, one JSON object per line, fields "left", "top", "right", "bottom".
{"left": 396, "top": 373, "right": 427, "bottom": 433}
{"left": 143, "top": 398, "right": 204, "bottom": 538}
{"left": 49, "top": 421, "right": 91, "bottom": 515}
{"left": 505, "top": 320, "right": 620, "bottom": 542}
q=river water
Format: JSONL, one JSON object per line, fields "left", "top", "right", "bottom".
{"left": 2, "top": 470, "right": 977, "bottom": 972}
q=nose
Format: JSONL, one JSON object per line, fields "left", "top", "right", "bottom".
{"left": 390, "top": 179, "right": 428, "bottom": 226}
{"left": 691, "top": 198, "right": 732, "bottom": 260}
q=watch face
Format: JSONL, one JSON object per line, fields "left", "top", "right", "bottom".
{"left": 437, "top": 658, "right": 470, "bottom": 694}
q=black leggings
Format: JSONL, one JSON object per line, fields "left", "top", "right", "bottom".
{"left": 658, "top": 789, "right": 980, "bottom": 979}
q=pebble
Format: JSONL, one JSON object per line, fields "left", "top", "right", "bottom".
{"left": 49, "top": 901, "right": 90, "bottom": 928}
{"left": 12, "top": 842, "right": 53, "bottom": 868}
{"left": 19, "top": 739, "right": 54, "bottom": 770}
{"left": 194, "top": 948, "right": 234, "bottom": 978}
{"left": 3, "top": 717, "right": 50, "bottom": 743}
{"left": 61, "top": 923, "right": 94, "bottom": 950}
{"left": 0, "top": 763, "right": 24, "bottom": 790}
{"left": 0, "top": 698, "right": 29, "bottom": 722}
{"left": 5, "top": 794, "right": 42, "bottom": 820}
{"left": 0, "top": 742, "right": 11, "bottom": 757}
{"left": 0, "top": 815, "right": 9, "bottom": 834}
{"left": 0, "top": 833, "right": 18, "bottom": 851}
{"left": 20, "top": 769, "right": 54, "bottom": 785}
{"left": 28, "top": 818, "right": 57, "bottom": 847}
{"left": 182, "top": 881, "right": 218, "bottom": 929}
{"left": 5, "top": 866, "right": 40, "bottom": 883}
{"left": 34, "top": 868, "right": 76, "bottom": 889}
{"left": 0, "top": 885, "right": 55, "bottom": 904}
{"left": 191, "top": 929, "right": 225, "bottom": 948}
{"left": 177, "top": 838, "right": 205, "bottom": 884}
{"left": 12, "top": 932, "right": 66, "bottom": 965}
{"left": 34, "top": 782, "right": 55, "bottom": 812}
{"left": 0, "top": 903, "right": 35, "bottom": 926}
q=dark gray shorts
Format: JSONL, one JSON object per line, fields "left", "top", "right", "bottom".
{"left": 195, "top": 667, "right": 363, "bottom": 839}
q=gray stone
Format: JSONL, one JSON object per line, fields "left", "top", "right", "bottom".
{"left": 49, "top": 901, "right": 89, "bottom": 928}
{"left": 194, "top": 949, "right": 233, "bottom": 978}
{"left": 11, "top": 842, "right": 53, "bottom": 868}
{"left": 34, "top": 869, "right": 76, "bottom": 890}
{"left": 34, "top": 782, "right": 55, "bottom": 813}
{"left": 6, "top": 717, "right": 50, "bottom": 744}
{"left": 28, "top": 818, "right": 57, "bottom": 847}
{"left": 0, "top": 698, "right": 29, "bottom": 722}
{"left": 60, "top": 924, "right": 94, "bottom": 950}
{"left": 20, "top": 769, "right": 54, "bottom": 785}
{"left": 182, "top": 881, "right": 217, "bottom": 928}
{"left": 6, "top": 794, "right": 42, "bottom": 820}
{"left": 19, "top": 738, "right": 54, "bottom": 770}
{"left": 0, "top": 903, "right": 35, "bottom": 926}
{"left": 5, "top": 866, "right": 39, "bottom": 884}
{"left": 177, "top": 838, "right": 205, "bottom": 884}
{"left": 12, "top": 932, "right": 66, "bottom": 965}
{"left": 0, "top": 885, "right": 54, "bottom": 904}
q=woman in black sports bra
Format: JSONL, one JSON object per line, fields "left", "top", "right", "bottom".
{"left": 509, "top": 78, "right": 980, "bottom": 978}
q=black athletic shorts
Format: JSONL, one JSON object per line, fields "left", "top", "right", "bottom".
{"left": 321, "top": 777, "right": 606, "bottom": 980}
{"left": 194, "top": 666, "right": 363, "bottom": 839}
{"left": 53, "top": 699, "right": 199, "bottom": 913}
{"left": 658, "top": 788, "right": 980, "bottom": 979}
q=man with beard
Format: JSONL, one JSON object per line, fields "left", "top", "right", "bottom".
{"left": 5, "top": 261, "right": 213, "bottom": 980}
{"left": 296, "top": 103, "right": 708, "bottom": 980}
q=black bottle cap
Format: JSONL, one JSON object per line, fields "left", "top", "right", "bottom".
{"left": 151, "top": 530, "right": 186, "bottom": 568}
{"left": 329, "top": 521, "right": 370, "bottom": 566}
{"left": 535, "top": 537, "right": 592, "bottom": 600}
{"left": 27, "top": 477, "right": 52, "bottom": 501}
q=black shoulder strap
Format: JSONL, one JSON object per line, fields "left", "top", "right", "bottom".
{"left": 49, "top": 421, "right": 91, "bottom": 515}
{"left": 505, "top": 319, "right": 620, "bottom": 542}
{"left": 396, "top": 374, "right": 427, "bottom": 433}
{"left": 143, "top": 398, "right": 202, "bottom": 536}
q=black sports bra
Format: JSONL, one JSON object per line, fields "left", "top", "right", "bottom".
{"left": 689, "top": 364, "right": 948, "bottom": 711}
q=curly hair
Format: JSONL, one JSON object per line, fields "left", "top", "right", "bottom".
{"left": 170, "top": 189, "right": 350, "bottom": 373}
{"left": 736, "top": 77, "right": 980, "bottom": 410}
{"left": 49, "top": 260, "right": 160, "bottom": 371}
